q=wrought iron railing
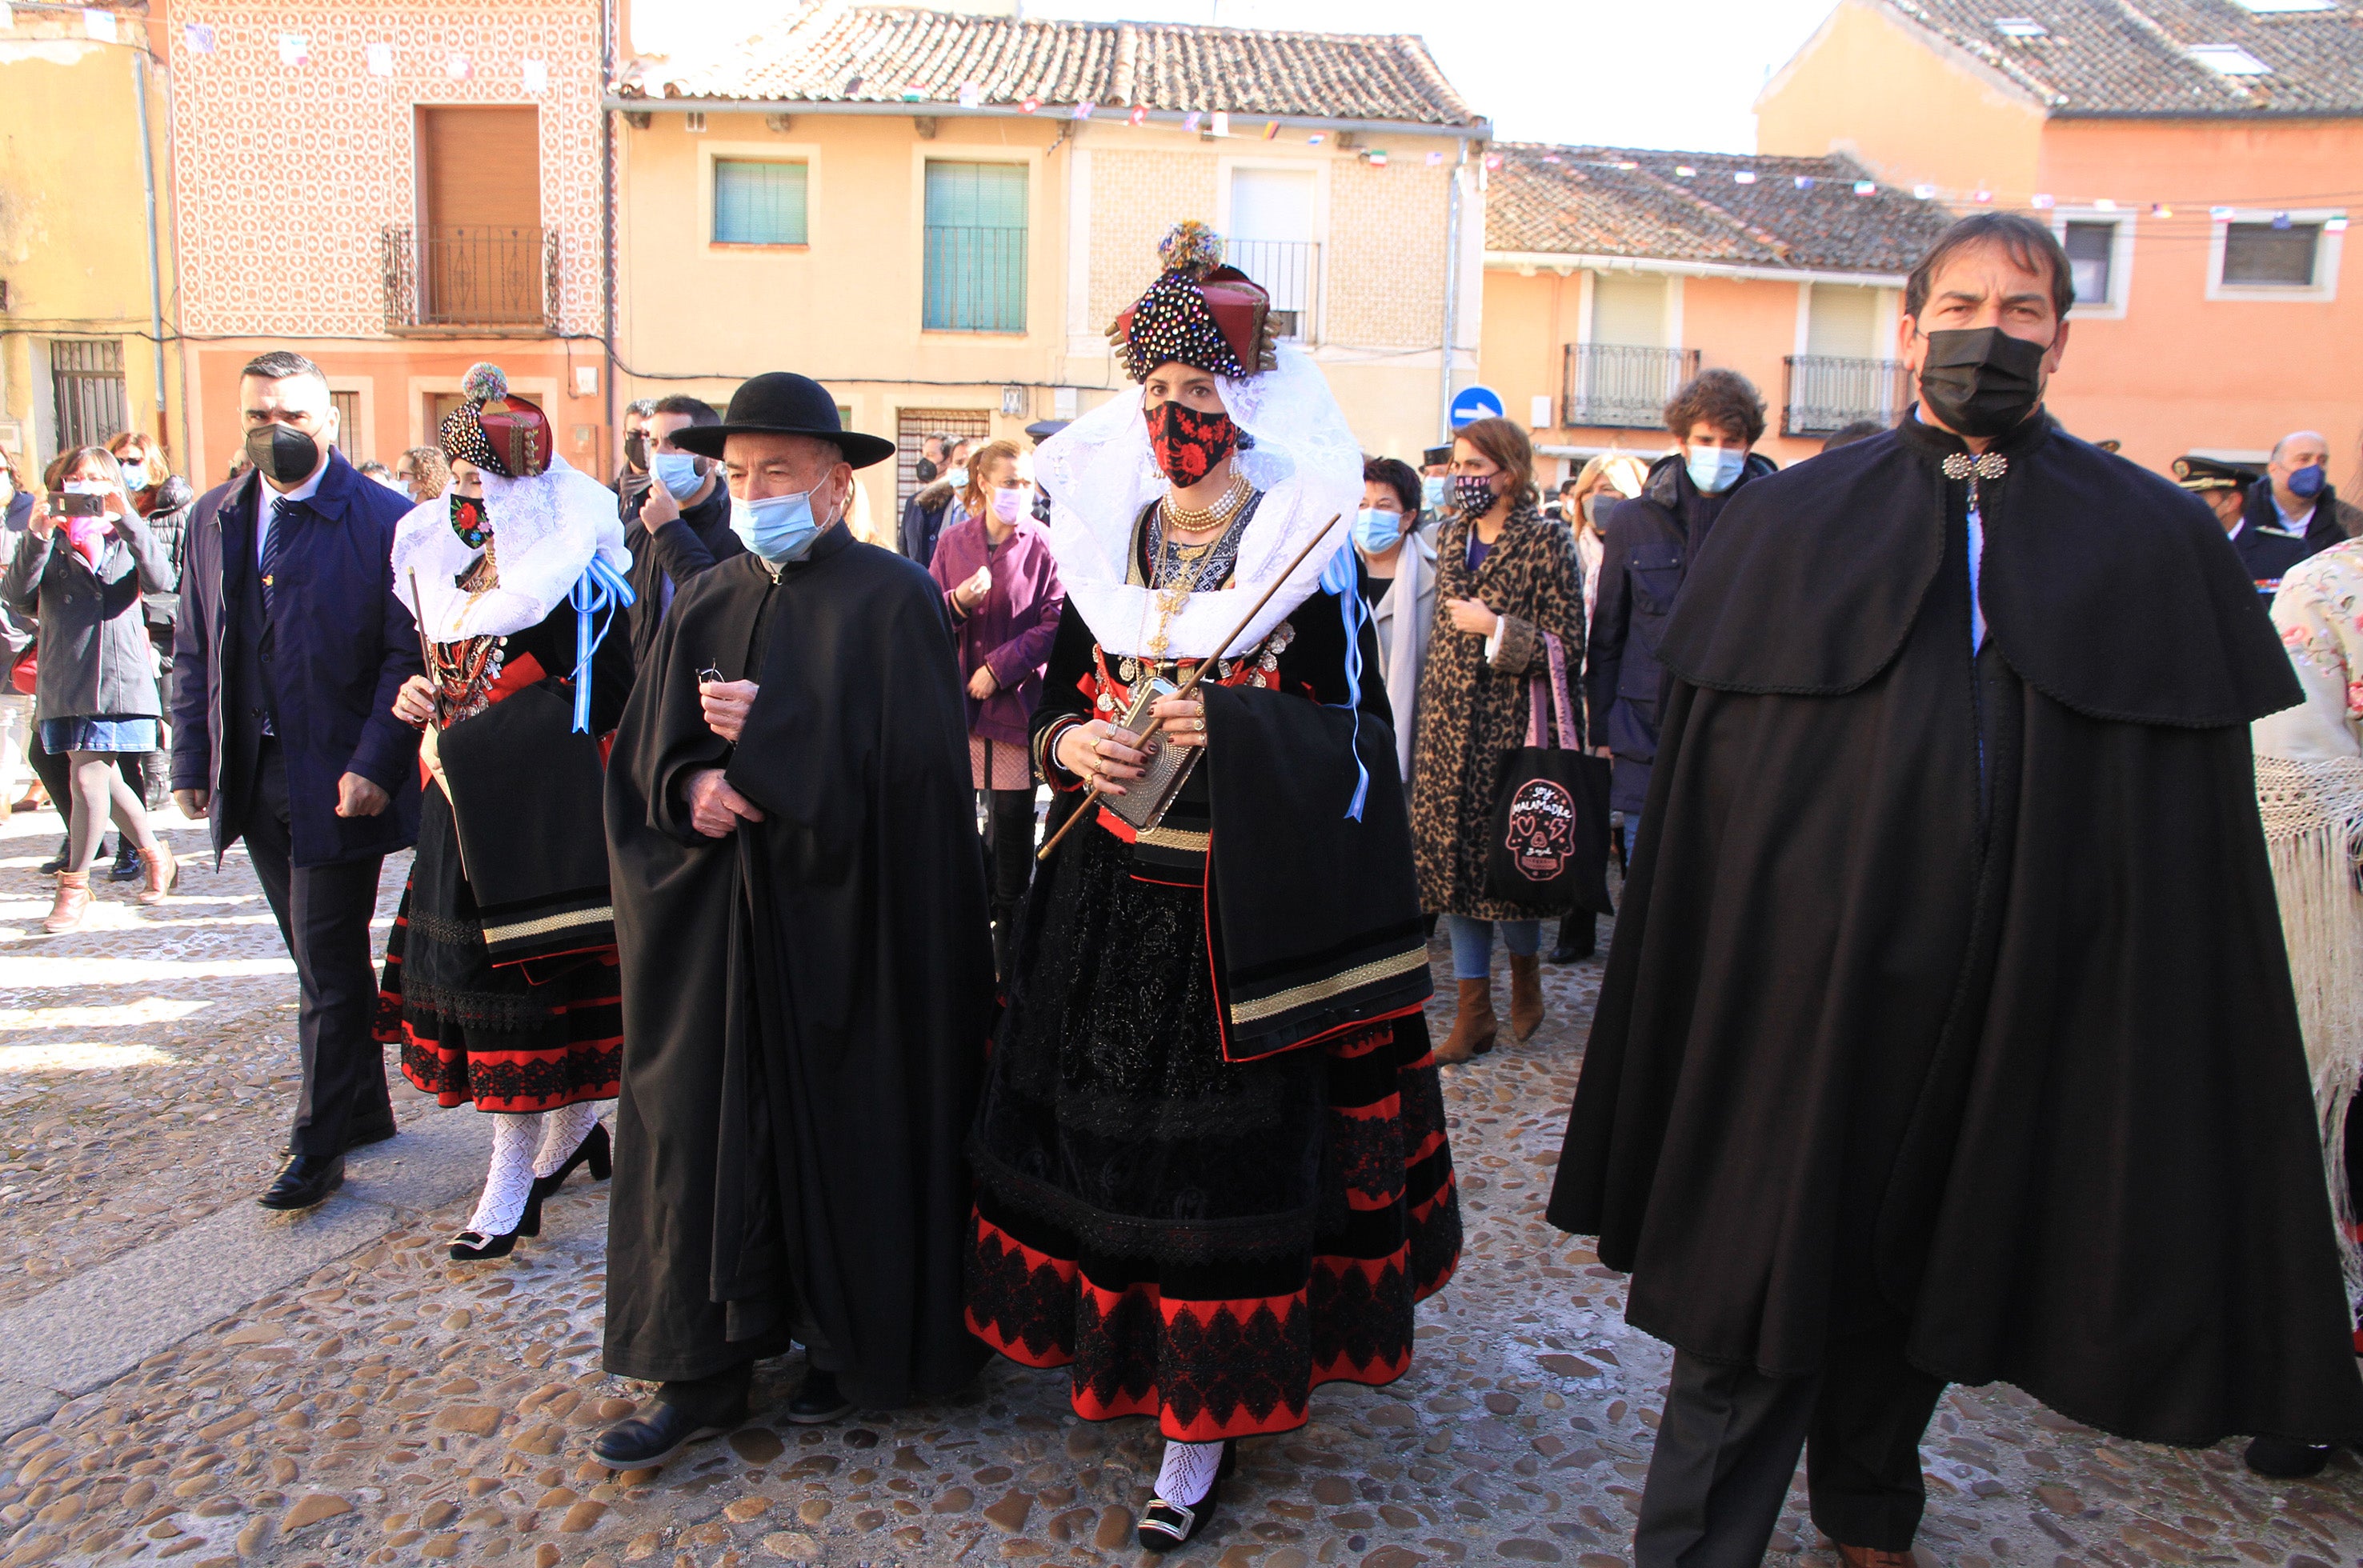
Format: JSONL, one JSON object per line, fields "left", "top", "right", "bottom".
{"left": 1562, "top": 344, "right": 1701, "bottom": 430}
{"left": 923, "top": 225, "right": 1028, "bottom": 333}
{"left": 1781, "top": 355, "right": 1912, "bottom": 437}
{"left": 382, "top": 226, "right": 558, "bottom": 330}
{"left": 1223, "top": 238, "right": 1320, "bottom": 344}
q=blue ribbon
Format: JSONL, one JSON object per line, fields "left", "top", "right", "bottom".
{"left": 568, "top": 555, "right": 636, "bottom": 734}
{"left": 1316, "top": 542, "right": 1369, "bottom": 822}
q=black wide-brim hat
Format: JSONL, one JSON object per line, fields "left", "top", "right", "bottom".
{"left": 668, "top": 371, "right": 896, "bottom": 469}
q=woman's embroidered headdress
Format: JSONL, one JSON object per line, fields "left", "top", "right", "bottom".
{"left": 439, "top": 362, "right": 551, "bottom": 478}
{"left": 1107, "top": 221, "right": 1278, "bottom": 382}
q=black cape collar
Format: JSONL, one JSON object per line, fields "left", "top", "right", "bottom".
{"left": 1660, "top": 410, "right": 2299, "bottom": 729}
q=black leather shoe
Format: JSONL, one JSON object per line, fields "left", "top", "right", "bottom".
{"left": 785, "top": 1368, "right": 853, "bottom": 1426}
{"left": 38, "top": 838, "right": 68, "bottom": 877}
{"left": 1138, "top": 1440, "right": 1237, "bottom": 1553}
{"left": 527, "top": 1122, "right": 611, "bottom": 1210}
{"left": 258, "top": 1153, "right": 344, "bottom": 1211}
{"left": 449, "top": 1226, "right": 521, "bottom": 1262}
{"left": 2245, "top": 1435, "right": 2333, "bottom": 1478}
{"left": 107, "top": 839, "right": 142, "bottom": 882}
{"left": 591, "top": 1390, "right": 749, "bottom": 1470}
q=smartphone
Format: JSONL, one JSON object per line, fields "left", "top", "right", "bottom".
{"left": 47, "top": 491, "right": 105, "bottom": 518}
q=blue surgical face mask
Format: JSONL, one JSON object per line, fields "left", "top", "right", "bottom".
{"left": 650, "top": 451, "right": 706, "bottom": 501}
{"left": 1420, "top": 474, "right": 1448, "bottom": 511}
{"left": 1352, "top": 506, "right": 1404, "bottom": 554}
{"left": 1685, "top": 445, "right": 1747, "bottom": 494}
{"left": 118, "top": 461, "right": 150, "bottom": 492}
{"left": 2289, "top": 462, "right": 2328, "bottom": 500}
{"left": 731, "top": 485, "right": 833, "bottom": 564}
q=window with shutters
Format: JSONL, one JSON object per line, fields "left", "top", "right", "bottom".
{"left": 389, "top": 106, "right": 551, "bottom": 327}
{"left": 2051, "top": 210, "right": 2133, "bottom": 317}
{"left": 714, "top": 160, "right": 808, "bottom": 246}
{"left": 2209, "top": 210, "right": 2343, "bottom": 302}
{"left": 330, "top": 390, "right": 362, "bottom": 457}
{"left": 923, "top": 162, "right": 1027, "bottom": 334}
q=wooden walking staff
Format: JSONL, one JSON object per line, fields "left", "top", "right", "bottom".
{"left": 1037, "top": 514, "right": 1344, "bottom": 863}
{"left": 407, "top": 569, "right": 440, "bottom": 730}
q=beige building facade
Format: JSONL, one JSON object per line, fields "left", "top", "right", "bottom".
{"left": 610, "top": 5, "right": 1488, "bottom": 534}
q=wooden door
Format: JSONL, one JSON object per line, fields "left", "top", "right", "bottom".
{"left": 415, "top": 106, "right": 542, "bottom": 323}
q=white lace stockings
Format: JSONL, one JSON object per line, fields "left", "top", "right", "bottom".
{"left": 534, "top": 1101, "right": 601, "bottom": 1178}
{"left": 1155, "top": 1439, "right": 1224, "bottom": 1506}
{"left": 466, "top": 1113, "right": 542, "bottom": 1238}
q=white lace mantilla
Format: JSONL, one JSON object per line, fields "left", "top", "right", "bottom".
{"left": 1036, "top": 346, "right": 1361, "bottom": 660}
{"left": 392, "top": 454, "right": 632, "bottom": 643}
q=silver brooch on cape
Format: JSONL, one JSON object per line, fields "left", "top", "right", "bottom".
{"left": 1940, "top": 452, "right": 2008, "bottom": 482}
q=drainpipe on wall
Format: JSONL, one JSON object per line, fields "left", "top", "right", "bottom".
{"left": 1437, "top": 140, "right": 1465, "bottom": 443}
{"left": 132, "top": 50, "right": 167, "bottom": 430}
{"left": 601, "top": 0, "right": 619, "bottom": 466}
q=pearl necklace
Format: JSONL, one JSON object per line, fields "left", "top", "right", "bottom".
{"left": 1159, "top": 472, "right": 1252, "bottom": 535}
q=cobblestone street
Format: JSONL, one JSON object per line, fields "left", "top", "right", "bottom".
{"left": 3, "top": 802, "right": 2363, "bottom": 1568}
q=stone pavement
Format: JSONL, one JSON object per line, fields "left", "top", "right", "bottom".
{"left": 4, "top": 809, "right": 2363, "bottom": 1568}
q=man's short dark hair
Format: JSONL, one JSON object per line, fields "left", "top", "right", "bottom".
{"left": 1363, "top": 454, "right": 1420, "bottom": 515}
{"left": 1558, "top": 476, "right": 1584, "bottom": 495}
{"left": 1820, "top": 419, "right": 1884, "bottom": 454}
{"left": 239, "top": 350, "right": 327, "bottom": 387}
{"left": 651, "top": 394, "right": 719, "bottom": 426}
{"left": 1664, "top": 369, "right": 1766, "bottom": 446}
{"left": 1904, "top": 211, "right": 2074, "bottom": 322}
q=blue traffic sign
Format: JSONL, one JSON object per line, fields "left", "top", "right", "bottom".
{"left": 1448, "top": 384, "right": 1504, "bottom": 429}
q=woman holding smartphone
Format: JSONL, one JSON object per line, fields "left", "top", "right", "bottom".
{"left": 2, "top": 446, "right": 178, "bottom": 930}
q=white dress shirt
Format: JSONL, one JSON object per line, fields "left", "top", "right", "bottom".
{"left": 255, "top": 455, "right": 329, "bottom": 569}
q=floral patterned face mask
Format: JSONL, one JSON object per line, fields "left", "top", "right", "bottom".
{"left": 1143, "top": 399, "right": 1240, "bottom": 488}
{"left": 450, "top": 491, "right": 491, "bottom": 550}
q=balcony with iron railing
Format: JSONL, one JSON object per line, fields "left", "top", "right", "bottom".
{"left": 1222, "top": 238, "right": 1320, "bottom": 344}
{"left": 382, "top": 226, "right": 559, "bottom": 333}
{"left": 1562, "top": 344, "right": 1701, "bottom": 430}
{"left": 1781, "top": 355, "right": 1912, "bottom": 437}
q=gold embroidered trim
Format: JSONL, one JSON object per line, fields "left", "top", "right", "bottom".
{"left": 1228, "top": 944, "right": 1429, "bottom": 1026}
{"left": 482, "top": 906, "right": 615, "bottom": 944}
{"left": 1135, "top": 822, "right": 1210, "bottom": 852}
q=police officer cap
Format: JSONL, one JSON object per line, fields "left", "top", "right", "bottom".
{"left": 2171, "top": 454, "right": 2260, "bottom": 493}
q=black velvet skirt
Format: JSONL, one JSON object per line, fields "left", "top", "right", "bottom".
{"left": 374, "top": 785, "right": 623, "bottom": 1113}
{"left": 967, "top": 815, "right": 1461, "bottom": 1440}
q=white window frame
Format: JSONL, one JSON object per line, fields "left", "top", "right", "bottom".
{"left": 2050, "top": 207, "right": 2136, "bottom": 319}
{"left": 1215, "top": 154, "right": 1332, "bottom": 346}
{"left": 2207, "top": 207, "right": 2345, "bottom": 304}
{"left": 700, "top": 137, "right": 822, "bottom": 256}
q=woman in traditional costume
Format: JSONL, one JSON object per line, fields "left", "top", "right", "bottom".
{"left": 374, "top": 364, "right": 637, "bottom": 1261}
{"left": 964, "top": 225, "right": 1462, "bottom": 1551}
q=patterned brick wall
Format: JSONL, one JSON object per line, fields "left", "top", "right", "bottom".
{"left": 1327, "top": 158, "right": 1451, "bottom": 350}
{"left": 167, "top": 0, "right": 604, "bottom": 338}
{"left": 1087, "top": 150, "right": 1218, "bottom": 336}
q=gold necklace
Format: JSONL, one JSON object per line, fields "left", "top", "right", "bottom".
{"left": 1159, "top": 472, "right": 1251, "bottom": 534}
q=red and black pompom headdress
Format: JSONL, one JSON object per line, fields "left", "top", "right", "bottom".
{"left": 1108, "top": 221, "right": 1278, "bottom": 383}
{"left": 439, "top": 362, "right": 551, "bottom": 478}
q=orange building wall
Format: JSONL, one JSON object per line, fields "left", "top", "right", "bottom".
{"left": 2035, "top": 118, "right": 2363, "bottom": 475}
{"left": 1755, "top": 0, "right": 2045, "bottom": 198}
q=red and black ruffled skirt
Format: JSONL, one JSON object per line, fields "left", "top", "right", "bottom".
{"left": 373, "top": 786, "right": 622, "bottom": 1113}
{"left": 964, "top": 819, "right": 1461, "bottom": 1441}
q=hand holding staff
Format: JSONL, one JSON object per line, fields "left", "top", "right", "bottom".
{"left": 1037, "top": 514, "right": 1344, "bottom": 862}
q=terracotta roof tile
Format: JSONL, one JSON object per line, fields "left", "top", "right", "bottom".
{"left": 616, "top": 3, "right": 1481, "bottom": 127}
{"left": 1488, "top": 144, "right": 1960, "bottom": 274}
{"left": 1877, "top": 0, "right": 2363, "bottom": 115}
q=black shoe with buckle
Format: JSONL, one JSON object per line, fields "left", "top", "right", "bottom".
{"left": 785, "top": 1367, "right": 854, "bottom": 1426}
{"left": 1137, "top": 1440, "right": 1237, "bottom": 1553}
{"left": 592, "top": 1384, "right": 750, "bottom": 1470}
{"left": 258, "top": 1153, "right": 345, "bottom": 1211}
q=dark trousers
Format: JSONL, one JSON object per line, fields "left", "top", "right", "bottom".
{"left": 1633, "top": 1327, "right": 1948, "bottom": 1567}
{"left": 983, "top": 786, "right": 1035, "bottom": 973}
{"left": 26, "top": 730, "right": 70, "bottom": 830}
{"left": 241, "top": 739, "right": 395, "bottom": 1158}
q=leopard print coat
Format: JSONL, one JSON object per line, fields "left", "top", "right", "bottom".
{"left": 1408, "top": 501, "right": 1588, "bottom": 920}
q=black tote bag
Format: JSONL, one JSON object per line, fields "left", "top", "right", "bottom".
{"left": 1484, "top": 631, "right": 1614, "bottom": 915}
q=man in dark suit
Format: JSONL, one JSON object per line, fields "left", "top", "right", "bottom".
{"left": 172, "top": 350, "right": 423, "bottom": 1212}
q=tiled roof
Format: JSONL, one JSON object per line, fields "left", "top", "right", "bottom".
{"left": 1486, "top": 145, "right": 1960, "bottom": 275}
{"left": 1877, "top": 0, "right": 2363, "bottom": 114}
{"left": 615, "top": 2, "right": 1481, "bottom": 129}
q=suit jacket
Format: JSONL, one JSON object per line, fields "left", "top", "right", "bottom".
{"left": 171, "top": 452, "right": 423, "bottom": 867}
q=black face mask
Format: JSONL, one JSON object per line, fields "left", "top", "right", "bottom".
{"left": 1916, "top": 327, "right": 2050, "bottom": 439}
{"left": 245, "top": 422, "right": 320, "bottom": 486}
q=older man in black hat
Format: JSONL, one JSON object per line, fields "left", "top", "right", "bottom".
{"left": 595, "top": 373, "right": 995, "bottom": 1465}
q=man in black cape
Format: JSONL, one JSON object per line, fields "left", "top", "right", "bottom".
{"left": 1548, "top": 213, "right": 2363, "bottom": 1567}
{"left": 596, "top": 373, "right": 995, "bottom": 1467}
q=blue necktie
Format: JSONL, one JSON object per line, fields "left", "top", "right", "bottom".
{"left": 258, "top": 494, "right": 286, "bottom": 621}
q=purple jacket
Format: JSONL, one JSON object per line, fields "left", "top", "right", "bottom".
{"left": 927, "top": 514, "right": 1064, "bottom": 749}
